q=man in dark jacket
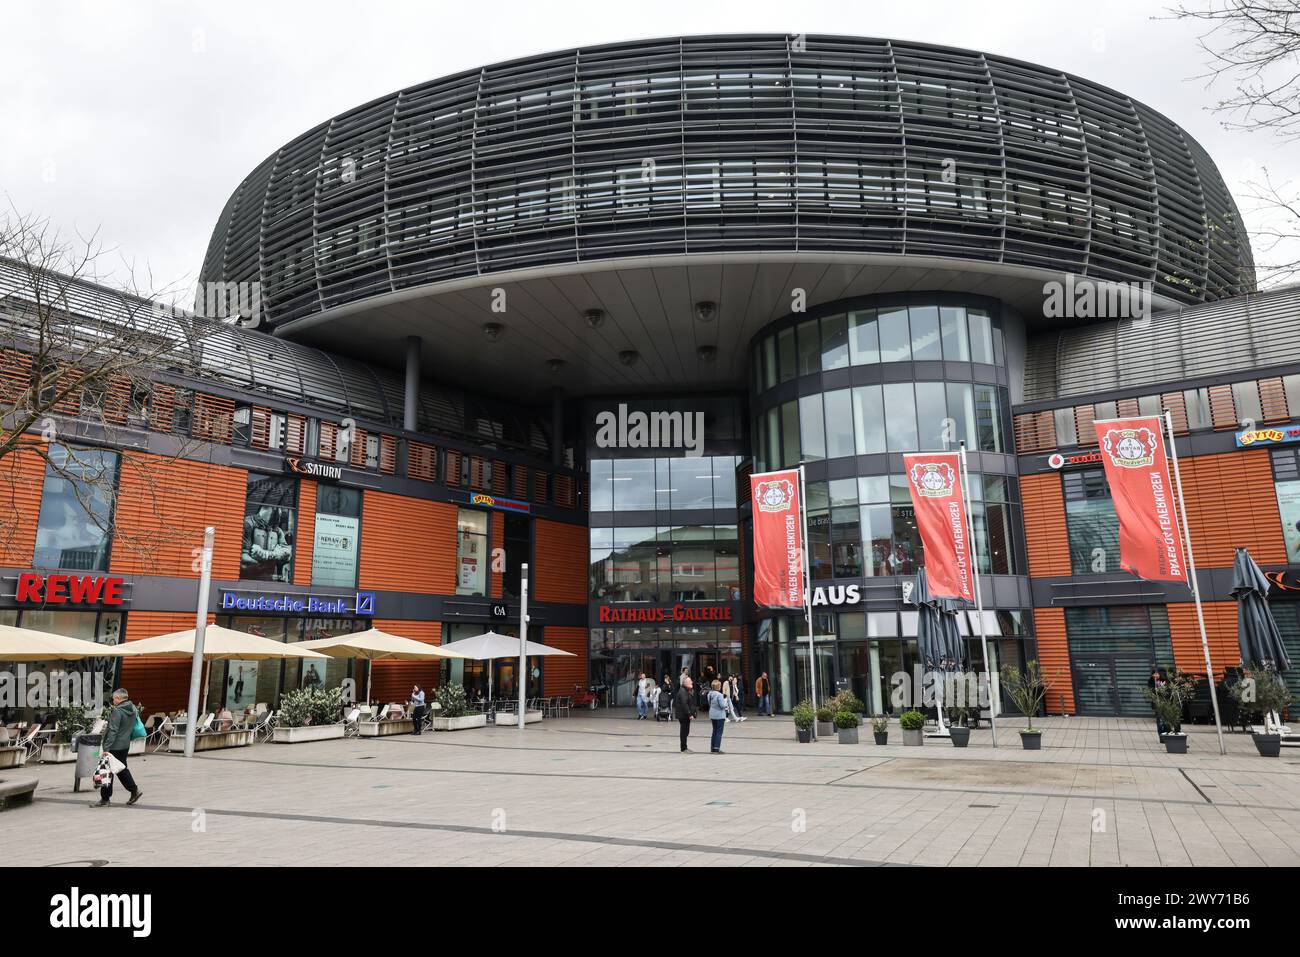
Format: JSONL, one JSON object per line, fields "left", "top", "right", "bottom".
{"left": 675, "top": 677, "right": 695, "bottom": 752}
{"left": 92, "top": 689, "right": 143, "bottom": 808}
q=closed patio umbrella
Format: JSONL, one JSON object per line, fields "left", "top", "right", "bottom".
{"left": 1231, "top": 547, "right": 1292, "bottom": 672}
{"left": 443, "top": 630, "right": 575, "bottom": 702}
{"left": 299, "top": 627, "right": 471, "bottom": 705}
{"left": 0, "top": 623, "right": 118, "bottom": 661}
{"left": 915, "top": 568, "right": 966, "bottom": 735}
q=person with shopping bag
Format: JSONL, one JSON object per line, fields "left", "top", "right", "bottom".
{"left": 90, "top": 688, "right": 145, "bottom": 808}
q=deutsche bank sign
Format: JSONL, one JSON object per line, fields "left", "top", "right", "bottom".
{"left": 219, "top": 590, "right": 376, "bottom": 616}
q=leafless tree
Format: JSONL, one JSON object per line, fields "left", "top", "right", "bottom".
{"left": 1171, "top": 1, "right": 1300, "bottom": 284}
{"left": 0, "top": 206, "right": 210, "bottom": 567}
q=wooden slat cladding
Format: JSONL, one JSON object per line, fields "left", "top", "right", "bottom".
{"left": 1074, "top": 404, "right": 1096, "bottom": 446}
{"left": 491, "top": 462, "right": 508, "bottom": 495}
{"left": 1167, "top": 602, "right": 1239, "bottom": 680}
{"left": 468, "top": 456, "right": 488, "bottom": 490}
{"left": 553, "top": 474, "right": 575, "bottom": 508}
{"left": 1013, "top": 410, "right": 1055, "bottom": 453}
{"left": 1115, "top": 397, "right": 1139, "bottom": 417}
{"left": 378, "top": 434, "right": 397, "bottom": 474}
{"left": 293, "top": 480, "right": 317, "bottom": 587}
{"left": 541, "top": 626, "right": 588, "bottom": 697}
{"left": 1176, "top": 450, "right": 1286, "bottom": 567}
{"left": 533, "top": 519, "right": 587, "bottom": 603}
{"left": 1019, "top": 474, "right": 1071, "bottom": 578}
{"left": 1161, "top": 392, "right": 1189, "bottom": 435}
{"left": 1208, "top": 384, "right": 1237, "bottom": 430}
{"left": 319, "top": 420, "right": 339, "bottom": 461}
{"left": 119, "top": 611, "right": 210, "bottom": 714}
{"left": 192, "top": 393, "right": 234, "bottom": 444}
{"left": 1034, "top": 607, "right": 1074, "bottom": 714}
{"left": 0, "top": 349, "right": 35, "bottom": 408}
{"left": 369, "top": 619, "right": 442, "bottom": 701}
{"left": 445, "top": 449, "right": 462, "bottom": 486}
{"left": 1259, "top": 377, "right": 1289, "bottom": 423}
{"left": 349, "top": 427, "right": 369, "bottom": 469}
{"left": 109, "top": 453, "right": 245, "bottom": 579}
{"left": 407, "top": 441, "right": 437, "bottom": 482}
{"left": 147, "top": 384, "right": 182, "bottom": 435}
{"left": 285, "top": 413, "right": 307, "bottom": 455}
{"left": 359, "top": 490, "right": 457, "bottom": 592}
{"left": 0, "top": 447, "right": 46, "bottom": 565}
{"left": 510, "top": 463, "right": 528, "bottom": 499}
{"left": 532, "top": 470, "right": 549, "bottom": 505}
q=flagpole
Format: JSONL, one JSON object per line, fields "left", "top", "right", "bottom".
{"left": 798, "top": 464, "right": 818, "bottom": 740}
{"left": 1163, "top": 411, "right": 1226, "bottom": 755}
{"left": 958, "top": 444, "right": 997, "bottom": 748}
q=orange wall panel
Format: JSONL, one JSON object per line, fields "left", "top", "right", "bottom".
{"left": 1019, "top": 473, "right": 1070, "bottom": 578}
{"left": 0, "top": 447, "right": 45, "bottom": 566}
{"left": 110, "top": 453, "right": 245, "bottom": 579}
{"left": 542, "top": 626, "right": 588, "bottom": 697}
{"left": 1033, "top": 606, "right": 1075, "bottom": 714}
{"left": 368, "top": 619, "right": 442, "bottom": 702}
{"left": 534, "top": 518, "right": 587, "bottom": 604}
{"left": 1168, "top": 601, "right": 1240, "bottom": 679}
{"left": 293, "top": 480, "right": 317, "bottom": 586}
{"left": 358, "top": 491, "right": 457, "bottom": 593}
{"left": 1177, "top": 450, "right": 1286, "bottom": 568}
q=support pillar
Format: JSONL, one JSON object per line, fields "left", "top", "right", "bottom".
{"left": 404, "top": 336, "right": 421, "bottom": 433}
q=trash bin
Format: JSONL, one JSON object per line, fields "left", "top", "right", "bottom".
{"left": 72, "top": 733, "right": 102, "bottom": 793}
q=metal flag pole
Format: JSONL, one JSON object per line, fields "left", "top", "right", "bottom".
{"left": 184, "top": 526, "right": 215, "bottom": 759}
{"left": 958, "top": 445, "right": 997, "bottom": 748}
{"left": 518, "top": 563, "right": 529, "bottom": 730}
{"left": 797, "top": 464, "right": 818, "bottom": 740}
{"left": 1163, "top": 412, "right": 1226, "bottom": 755}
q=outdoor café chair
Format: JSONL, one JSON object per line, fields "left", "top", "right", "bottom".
{"left": 148, "top": 716, "right": 173, "bottom": 752}
{"left": 17, "top": 725, "right": 45, "bottom": 761}
{"left": 342, "top": 708, "right": 362, "bottom": 738}
{"left": 250, "top": 710, "right": 275, "bottom": 743}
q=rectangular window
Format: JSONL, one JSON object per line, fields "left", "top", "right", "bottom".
{"left": 974, "top": 386, "right": 1003, "bottom": 452}
{"left": 909, "top": 305, "right": 943, "bottom": 360}
{"left": 590, "top": 459, "right": 613, "bottom": 511}
{"left": 796, "top": 318, "right": 821, "bottom": 375}
{"left": 778, "top": 327, "right": 797, "bottom": 383}
{"left": 821, "top": 314, "right": 849, "bottom": 370}
{"left": 914, "top": 382, "right": 947, "bottom": 450}
{"left": 1233, "top": 381, "right": 1263, "bottom": 427}
{"left": 1184, "top": 388, "right": 1211, "bottom": 430}
{"left": 241, "top": 473, "right": 297, "bottom": 582}
{"left": 853, "top": 385, "right": 886, "bottom": 454}
{"left": 1053, "top": 406, "right": 1078, "bottom": 447}
{"left": 830, "top": 506, "right": 861, "bottom": 578}
{"left": 883, "top": 383, "right": 919, "bottom": 450}
{"left": 877, "top": 306, "right": 910, "bottom": 362}
{"left": 1064, "top": 469, "right": 1118, "bottom": 575}
{"left": 848, "top": 310, "right": 879, "bottom": 365}
{"left": 456, "top": 508, "right": 490, "bottom": 596}
{"left": 939, "top": 306, "right": 969, "bottom": 361}
{"left": 1272, "top": 448, "right": 1300, "bottom": 563}
{"left": 968, "top": 308, "right": 994, "bottom": 364}
{"left": 798, "top": 394, "right": 826, "bottom": 461}
{"left": 823, "top": 389, "right": 855, "bottom": 459}
{"left": 781, "top": 400, "right": 801, "bottom": 468}
{"left": 311, "top": 486, "right": 361, "bottom": 587}
{"left": 32, "top": 445, "right": 119, "bottom": 571}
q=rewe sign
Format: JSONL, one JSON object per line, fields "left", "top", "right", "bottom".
{"left": 594, "top": 404, "right": 704, "bottom": 457}
{"left": 16, "top": 573, "right": 126, "bottom": 606}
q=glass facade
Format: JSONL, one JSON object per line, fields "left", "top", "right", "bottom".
{"left": 589, "top": 625, "right": 742, "bottom": 707}
{"left": 240, "top": 473, "right": 297, "bottom": 582}
{"left": 1064, "top": 469, "right": 1119, "bottom": 575}
{"left": 589, "top": 455, "right": 740, "bottom": 512}
{"left": 32, "top": 444, "right": 119, "bottom": 571}
{"left": 211, "top": 616, "right": 363, "bottom": 709}
{"left": 1064, "top": 605, "right": 1174, "bottom": 717}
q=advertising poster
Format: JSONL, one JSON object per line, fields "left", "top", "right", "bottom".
{"left": 311, "top": 513, "right": 359, "bottom": 586}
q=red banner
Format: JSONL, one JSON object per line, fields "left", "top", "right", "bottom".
{"left": 903, "top": 452, "right": 975, "bottom": 602}
{"left": 750, "top": 469, "right": 805, "bottom": 608}
{"left": 1093, "top": 417, "right": 1187, "bottom": 582}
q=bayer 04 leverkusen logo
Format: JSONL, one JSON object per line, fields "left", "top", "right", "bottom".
{"left": 754, "top": 478, "right": 796, "bottom": 513}
{"left": 1101, "top": 427, "right": 1157, "bottom": 469}
{"left": 908, "top": 461, "right": 956, "bottom": 498}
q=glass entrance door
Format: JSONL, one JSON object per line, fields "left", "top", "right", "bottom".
{"left": 793, "top": 643, "right": 836, "bottom": 707}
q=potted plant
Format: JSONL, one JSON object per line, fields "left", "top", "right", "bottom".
{"left": 1230, "top": 663, "right": 1294, "bottom": 757}
{"left": 1144, "top": 669, "right": 1196, "bottom": 754}
{"left": 815, "top": 704, "right": 835, "bottom": 738}
{"left": 899, "top": 709, "right": 925, "bottom": 746}
{"left": 273, "top": 687, "right": 347, "bottom": 742}
{"left": 40, "top": 705, "right": 95, "bottom": 763}
{"left": 792, "top": 700, "right": 814, "bottom": 743}
{"left": 430, "top": 683, "right": 488, "bottom": 731}
{"left": 834, "top": 710, "right": 860, "bottom": 744}
{"left": 948, "top": 704, "right": 971, "bottom": 748}
{"left": 1000, "top": 661, "right": 1052, "bottom": 750}
{"left": 871, "top": 715, "right": 889, "bottom": 745}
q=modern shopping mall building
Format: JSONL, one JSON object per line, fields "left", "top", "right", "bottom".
{"left": 6, "top": 33, "right": 1300, "bottom": 718}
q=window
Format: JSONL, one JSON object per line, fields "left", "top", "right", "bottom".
{"left": 1184, "top": 388, "right": 1211, "bottom": 430}
{"left": 823, "top": 389, "right": 855, "bottom": 459}
{"left": 878, "top": 306, "right": 910, "bottom": 362}
{"left": 1271, "top": 448, "right": 1300, "bottom": 563}
{"left": 1053, "top": 406, "right": 1078, "bottom": 446}
{"left": 311, "top": 486, "right": 361, "bottom": 587}
{"left": 455, "top": 508, "right": 489, "bottom": 596}
{"left": 778, "top": 327, "right": 797, "bottom": 383}
{"left": 909, "top": 305, "right": 943, "bottom": 360}
{"left": 939, "top": 306, "right": 969, "bottom": 361}
{"left": 914, "top": 382, "right": 947, "bottom": 450}
{"left": 853, "top": 386, "right": 886, "bottom": 454}
{"left": 1064, "top": 469, "right": 1118, "bottom": 575}
{"left": 821, "top": 313, "right": 849, "bottom": 370}
{"left": 241, "top": 474, "right": 297, "bottom": 582}
{"left": 781, "top": 400, "right": 800, "bottom": 467}
{"left": 669, "top": 457, "right": 714, "bottom": 510}
{"left": 968, "top": 308, "right": 994, "bottom": 363}
{"left": 32, "top": 445, "right": 119, "bottom": 571}
{"left": 1233, "top": 381, "right": 1263, "bottom": 428}
{"left": 796, "top": 319, "right": 820, "bottom": 375}
{"left": 799, "top": 394, "right": 825, "bottom": 461}
{"left": 849, "top": 310, "right": 879, "bottom": 365}
{"left": 974, "top": 385, "right": 1003, "bottom": 452}
{"left": 883, "top": 383, "right": 919, "bottom": 450}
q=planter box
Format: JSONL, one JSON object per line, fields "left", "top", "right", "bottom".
{"left": 796, "top": 727, "right": 811, "bottom": 743}
{"left": 902, "top": 728, "right": 924, "bottom": 746}
{"left": 1020, "top": 731, "right": 1043, "bottom": 751}
{"left": 430, "top": 714, "right": 487, "bottom": 732}
{"left": 949, "top": 727, "right": 971, "bottom": 749}
{"left": 493, "top": 710, "right": 542, "bottom": 726}
{"left": 816, "top": 721, "right": 834, "bottom": 737}
{"left": 873, "top": 732, "right": 888, "bottom": 745}
{"left": 165, "top": 729, "right": 254, "bottom": 752}
{"left": 359, "top": 720, "right": 414, "bottom": 736}
{"left": 1253, "top": 733, "right": 1282, "bottom": 758}
{"left": 272, "top": 724, "right": 345, "bottom": 744}
{"left": 0, "top": 747, "right": 28, "bottom": 769}
{"left": 1163, "top": 733, "right": 1188, "bottom": 755}
{"left": 40, "top": 742, "right": 76, "bottom": 764}
{"left": 837, "top": 727, "right": 859, "bottom": 744}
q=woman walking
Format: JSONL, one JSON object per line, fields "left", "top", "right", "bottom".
{"left": 707, "top": 679, "right": 737, "bottom": 753}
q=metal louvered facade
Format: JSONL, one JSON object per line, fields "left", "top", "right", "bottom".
{"left": 200, "top": 34, "right": 1255, "bottom": 333}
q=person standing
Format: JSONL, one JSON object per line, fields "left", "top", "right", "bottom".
{"left": 635, "top": 672, "right": 649, "bottom": 720}
{"left": 707, "top": 679, "right": 736, "bottom": 753}
{"left": 91, "top": 689, "right": 142, "bottom": 808}
{"left": 755, "top": 672, "right": 772, "bottom": 716}
{"left": 658, "top": 675, "right": 674, "bottom": 721}
{"left": 410, "top": 685, "right": 427, "bottom": 735}
{"left": 675, "top": 677, "right": 695, "bottom": 752}
{"left": 728, "top": 674, "right": 745, "bottom": 720}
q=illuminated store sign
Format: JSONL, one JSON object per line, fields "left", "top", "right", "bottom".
{"left": 219, "top": 590, "right": 376, "bottom": 616}
{"left": 598, "top": 604, "right": 732, "bottom": 623}
{"left": 14, "top": 572, "right": 126, "bottom": 606}
{"left": 1047, "top": 451, "right": 1104, "bottom": 470}
{"left": 285, "top": 457, "right": 343, "bottom": 481}
{"left": 469, "top": 493, "right": 531, "bottom": 514}
{"left": 1236, "top": 425, "right": 1300, "bottom": 448}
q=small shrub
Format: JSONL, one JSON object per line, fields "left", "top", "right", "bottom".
{"left": 834, "top": 710, "right": 860, "bottom": 729}
{"left": 278, "top": 686, "right": 343, "bottom": 728}
{"left": 815, "top": 705, "right": 835, "bottom": 723}
{"left": 899, "top": 709, "right": 925, "bottom": 731}
{"left": 871, "top": 715, "right": 889, "bottom": 734}
{"left": 792, "top": 699, "right": 815, "bottom": 731}
{"left": 436, "top": 683, "right": 469, "bottom": 719}
{"left": 1000, "top": 661, "right": 1053, "bottom": 733}
{"left": 830, "top": 690, "right": 865, "bottom": 714}
{"left": 50, "top": 705, "right": 95, "bottom": 744}
{"left": 1230, "top": 662, "right": 1294, "bottom": 730}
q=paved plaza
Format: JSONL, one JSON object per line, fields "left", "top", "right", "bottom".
{"left": 4, "top": 712, "right": 1299, "bottom": 867}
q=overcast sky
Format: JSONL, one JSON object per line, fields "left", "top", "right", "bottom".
{"left": 2, "top": 0, "right": 1297, "bottom": 299}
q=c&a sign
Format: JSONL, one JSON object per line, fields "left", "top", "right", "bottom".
{"left": 598, "top": 604, "right": 733, "bottom": 624}
{"left": 14, "top": 572, "right": 127, "bottom": 606}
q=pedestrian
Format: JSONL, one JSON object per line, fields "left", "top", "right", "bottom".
{"left": 728, "top": 674, "right": 745, "bottom": 720}
{"left": 658, "top": 674, "right": 674, "bottom": 721}
{"left": 649, "top": 679, "right": 660, "bottom": 717}
{"left": 675, "top": 677, "right": 695, "bottom": 752}
{"left": 635, "top": 671, "right": 649, "bottom": 719}
{"left": 755, "top": 671, "right": 772, "bottom": 716}
{"left": 409, "top": 684, "right": 426, "bottom": 735}
{"left": 91, "top": 688, "right": 143, "bottom": 808}
{"left": 707, "top": 679, "right": 737, "bottom": 753}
